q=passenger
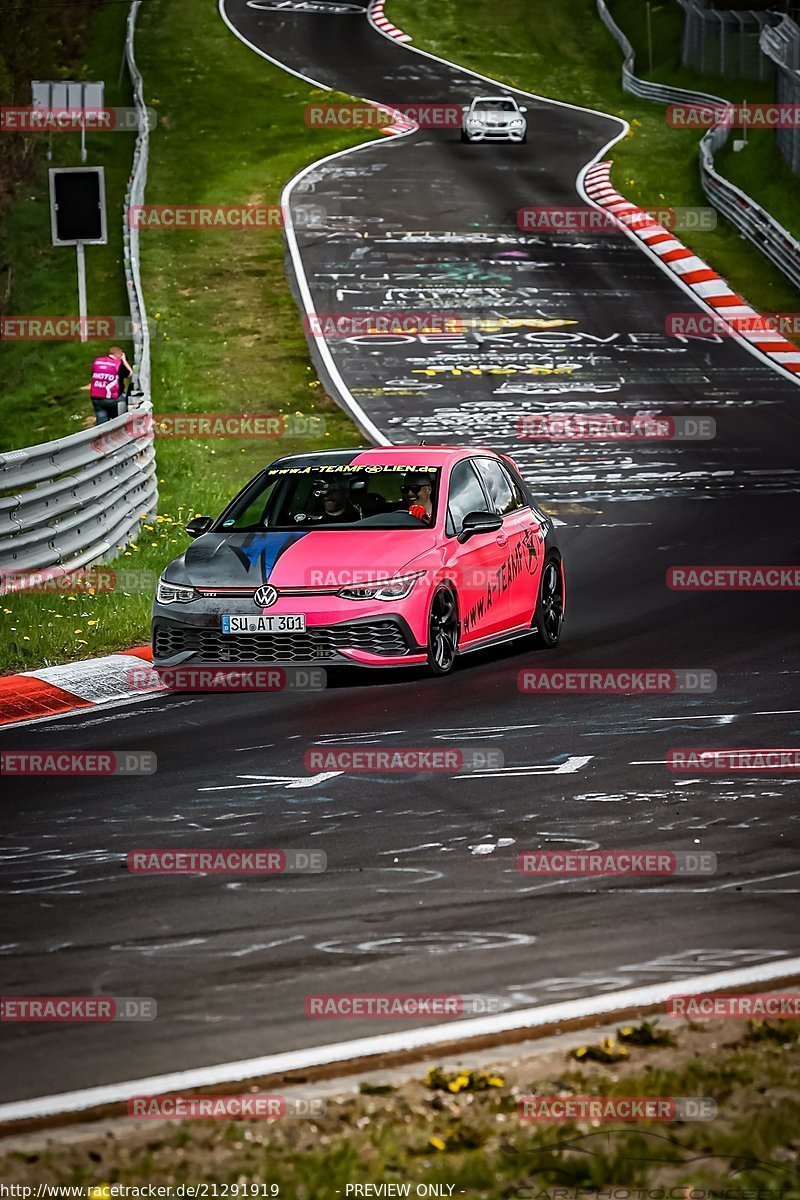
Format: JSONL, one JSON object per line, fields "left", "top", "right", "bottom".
{"left": 401, "top": 472, "right": 434, "bottom": 523}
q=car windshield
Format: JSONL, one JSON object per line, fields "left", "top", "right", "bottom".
{"left": 218, "top": 464, "right": 442, "bottom": 531}
{"left": 474, "top": 99, "right": 516, "bottom": 112}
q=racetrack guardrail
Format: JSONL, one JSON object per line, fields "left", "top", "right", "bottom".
{"left": 596, "top": 0, "right": 800, "bottom": 293}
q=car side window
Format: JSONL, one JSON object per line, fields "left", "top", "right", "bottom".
{"left": 498, "top": 462, "right": 527, "bottom": 511}
{"left": 446, "top": 460, "right": 490, "bottom": 536}
{"left": 474, "top": 458, "right": 522, "bottom": 515}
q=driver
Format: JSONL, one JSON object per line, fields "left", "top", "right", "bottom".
{"left": 401, "top": 472, "right": 434, "bottom": 523}
{"left": 317, "top": 481, "right": 360, "bottom": 524}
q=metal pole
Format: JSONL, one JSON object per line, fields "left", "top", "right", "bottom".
{"left": 80, "top": 120, "right": 87, "bottom": 163}
{"left": 76, "top": 241, "right": 88, "bottom": 343}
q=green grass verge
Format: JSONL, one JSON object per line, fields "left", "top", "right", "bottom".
{"left": 1, "top": 0, "right": 378, "bottom": 674}
{"left": 392, "top": 0, "right": 799, "bottom": 315}
{"left": 611, "top": 0, "right": 800, "bottom": 249}
{"left": 1, "top": 1020, "right": 798, "bottom": 1192}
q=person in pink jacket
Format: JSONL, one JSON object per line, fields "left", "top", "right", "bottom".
{"left": 82, "top": 346, "right": 132, "bottom": 424}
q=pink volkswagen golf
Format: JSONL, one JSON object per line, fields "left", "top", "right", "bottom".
{"left": 152, "top": 446, "right": 565, "bottom": 676}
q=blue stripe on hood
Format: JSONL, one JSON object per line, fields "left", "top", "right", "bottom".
{"left": 230, "top": 532, "right": 308, "bottom": 583}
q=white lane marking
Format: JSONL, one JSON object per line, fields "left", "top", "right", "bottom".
{"left": 378, "top": 843, "right": 444, "bottom": 856}
{"left": 364, "top": 0, "right": 629, "bottom": 128}
{"left": 313, "top": 730, "right": 405, "bottom": 743}
{"left": 646, "top": 714, "right": 737, "bottom": 722}
{"left": 647, "top": 714, "right": 737, "bottom": 720}
{"left": 434, "top": 724, "right": 542, "bottom": 734}
{"left": 218, "top": 0, "right": 331, "bottom": 89}
{"left": 754, "top": 709, "right": 800, "bottom": 716}
{"left": 3, "top": 958, "right": 799, "bottom": 1123}
{"left": 230, "top": 935, "right": 304, "bottom": 958}
{"left": 458, "top": 756, "right": 594, "bottom": 779}
{"left": 199, "top": 772, "right": 343, "bottom": 791}
{"left": 700, "top": 869, "right": 800, "bottom": 891}
{"left": 220, "top": 0, "right": 638, "bottom": 451}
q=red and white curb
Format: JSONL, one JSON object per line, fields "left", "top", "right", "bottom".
{"left": 0, "top": 647, "right": 155, "bottom": 727}
{"left": 368, "top": 0, "right": 412, "bottom": 43}
{"left": 583, "top": 161, "right": 800, "bottom": 376}
{"left": 374, "top": 101, "right": 418, "bottom": 136}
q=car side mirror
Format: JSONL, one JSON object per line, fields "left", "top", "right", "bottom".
{"left": 462, "top": 104, "right": 469, "bottom": 112}
{"left": 519, "top": 106, "right": 527, "bottom": 113}
{"left": 185, "top": 515, "right": 213, "bottom": 538}
{"left": 457, "top": 510, "right": 503, "bottom": 543}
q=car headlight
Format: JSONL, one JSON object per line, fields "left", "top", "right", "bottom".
{"left": 157, "top": 577, "right": 198, "bottom": 604}
{"left": 467, "top": 117, "right": 484, "bottom": 126}
{"left": 339, "top": 572, "right": 424, "bottom": 602}
{"left": 510, "top": 118, "right": 523, "bottom": 127}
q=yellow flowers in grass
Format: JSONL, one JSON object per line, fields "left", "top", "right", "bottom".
{"left": 571, "top": 1036, "right": 629, "bottom": 1063}
{"left": 425, "top": 1066, "right": 505, "bottom": 1093}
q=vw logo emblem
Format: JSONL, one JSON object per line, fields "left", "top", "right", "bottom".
{"left": 253, "top": 584, "right": 278, "bottom": 608}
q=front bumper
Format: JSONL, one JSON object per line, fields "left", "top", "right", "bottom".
{"left": 464, "top": 125, "right": 525, "bottom": 141}
{"left": 152, "top": 612, "right": 426, "bottom": 669}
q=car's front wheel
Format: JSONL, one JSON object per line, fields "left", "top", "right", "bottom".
{"left": 426, "top": 586, "right": 459, "bottom": 675}
{"left": 531, "top": 556, "right": 564, "bottom": 648}
{"left": 460, "top": 129, "right": 469, "bottom": 143}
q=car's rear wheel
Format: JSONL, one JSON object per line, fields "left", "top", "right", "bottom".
{"left": 427, "top": 586, "right": 459, "bottom": 675}
{"left": 531, "top": 556, "right": 563, "bottom": 648}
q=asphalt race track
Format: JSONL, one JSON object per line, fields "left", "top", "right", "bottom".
{"left": 1, "top": 0, "right": 799, "bottom": 1105}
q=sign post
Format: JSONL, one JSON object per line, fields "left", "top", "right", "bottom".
{"left": 48, "top": 167, "right": 108, "bottom": 343}
{"left": 32, "top": 80, "right": 105, "bottom": 162}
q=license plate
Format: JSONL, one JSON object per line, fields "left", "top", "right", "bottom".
{"left": 221, "top": 614, "right": 306, "bottom": 634}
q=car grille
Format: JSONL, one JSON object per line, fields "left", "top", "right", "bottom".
{"left": 154, "top": 621, "right": 410, "bottom": 663}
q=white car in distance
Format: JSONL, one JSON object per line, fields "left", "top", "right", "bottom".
{"left": 461, "top": 96, "right": 528, "bottom": 143}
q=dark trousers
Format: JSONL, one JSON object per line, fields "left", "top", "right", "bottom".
{"left": 92, "top": 396, "right": 128, "bottom": 425}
